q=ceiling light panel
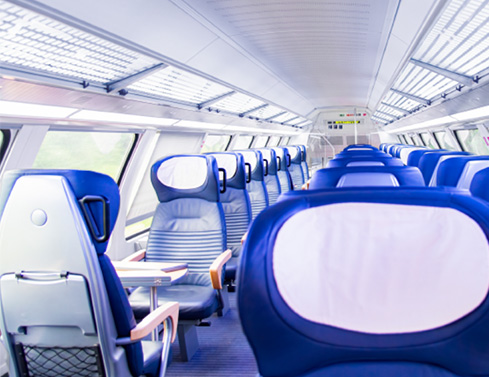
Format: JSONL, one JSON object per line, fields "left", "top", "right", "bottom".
{"left": 377, "top": 103, "right": 406, "bottom": 117}
{"left": 127, "top": 66, "right": 231, "bottom": 105}
{"left": 210, "top": 92, "right": 265, "bottom": 114}
{"left": 245, "top": 104, "right": 283, "bottom": 119}
{"left": 272, "top": 112, "right": 299, "bottom": 123}
{"left": 413, "top": 0, "right": 489, "bottom": 76}
{"left": 381, "top": 91, "right": 420, "bottom": 112}
{"left": 0, "top": 1, "right": 160, "bottom": 83}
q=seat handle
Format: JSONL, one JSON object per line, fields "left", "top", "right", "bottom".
{"left": 245, "top": 163, "right": 252, "bottom": 183}
{"left": 287, "top": 153, "right": 291, "bottom": 167}
{"left": 79, "top": 195, "right": 109, "bottom": 242}
{"left": 15, "top": 271, "right": 69, "bottom": 281}
{"left": 277, "top": 156, "right": 281, "bottom": 171}
{"left": 218, "top": 168, "right": 227, "bottom": 194}
{"left": 263, "top": 159, "right": 269, "bottom": 176}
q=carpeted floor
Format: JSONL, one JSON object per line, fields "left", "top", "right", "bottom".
{"left": 166, "top": 292, "right": 259, "bottom": 376}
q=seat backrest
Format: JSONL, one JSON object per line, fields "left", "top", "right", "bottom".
{"left": 386, "top": 144, "right": 401, "bottom": 155}
{"left": 272, "top": 147, "right": 293, "bottom": 194}
{"left": 206, "top": 152, "right": 251, "bottom": 257}
{"left": 407, "top": 149, "right": 443, "bottom": 167}
{"left": 436, "top": 156, "right": 489, "bottom": 188}
{"left": 257, "top": 148, "right": 282, "bottom": 205}
{"left": 419, "top": 151, "right": 471, "bottom": 185}
{"left": 470, "top": 167, "right": 489, "bottom": 202}
{"left": 309, "top": 166, "right": 425, "bottom": 189}
{"left": 379, "top": 143, "right": 388, "bottom": 152}
{"left": 456, "top": 159, "right": 489, "bottom": 190}
{"left": 327, "top": 157, "right": 403, "bottom": 168}
{"left": 400, "top": 147, "right": 424, "bottom": 165}
{"left": 336, "top": 151, "right": 387, "bottom": 159}
{"left": 284, "top": 146, "right": 305, "bottom": 190}
{"left": 0, "top": 170, "right": 145, "bottom": 377}
{"left": 238, "top": 187, "right": 489, "bottom": 377}
{"left": 235, "top": 150, "right": 269, "bottom": 220}
{"left": 147, "top": 155, "right": 226, "bottom": 274}
{"left": 343, "top": 144, "right": 378, "bottom": 151}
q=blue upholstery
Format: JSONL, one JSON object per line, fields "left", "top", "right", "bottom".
{"left": 309, "top": 166, "right": 425, "bottom": 189}
{"left": 273, "top": 147, "right": 293, "bottom": 194}
{"left": 235, "top": 150, "right": 269, "bottom": 220}
{"left": 418, "top": 151, "right": 471, "bottom": 185}
{"left": 336, "top": 150, "right": 387, "bottom": 158}
{"left": 238, "top": 187, "right": 489, "bottom": 377}
{"left": 284, "top": 146, "right": 305, "bottom": 190}
{"left": 407, "top": 149, "right": 443, "bottom": 167}
{"left": 379, "top": 143, "right": 388, "bottom": 152}
{"left": 298, "top": 145, "right": 310, "bottom": 180}
{"left": 129, "top": 155, "right": 226, "bottom": 321}
{"left": 206, "top": 152, "right": 251, "bottom": 281}
{"left": 258, "top": 148, "right": 282, "bottom": 205}
{"left": 327, "top": 157, "right": 403, "bottom": 168}
{"left": 470, "top": 167, "right": 489, "bottom": 202}
{"left": 434, "top": 156, "right": 489, "bottom": 187}
{"left": 0, "top": 170, "right": 166, "bottom": 377}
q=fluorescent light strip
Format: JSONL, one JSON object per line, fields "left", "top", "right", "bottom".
{"left": 69, "top": 110, "right": 177, "bottom": 126}
{"left": 0, "top": 100, "right": 78, "bottom": 118}
{"left": 173, "top": 120, "right": 226, "bottom": 130}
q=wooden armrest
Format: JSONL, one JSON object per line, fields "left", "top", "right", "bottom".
{"left": 301, "top": 179, "right": 311, "bottom": 190}
{"left": 130, "top": 302, "right": 179, "bottom": 342}
{"left": 122, "top": 249, "right": 146, "bottom": 262}
{"left": 241, "top": 232, "right": 248, "bottom": 245}
{"left": 209, "top": 249, "right": 232, "bottom": 290}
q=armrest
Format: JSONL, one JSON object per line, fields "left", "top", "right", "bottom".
{"left": 122, "top": 249, "right": 146, "bottom": 262}
{"left": 209, "top": 249, "right": 232, "bottom": 290}
{"left": 130, "top": 302, "right": 179, "bottom": 342}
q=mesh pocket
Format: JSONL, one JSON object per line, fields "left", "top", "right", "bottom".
{"left": 20, "top": 345, "right": 105, "bottom": 377}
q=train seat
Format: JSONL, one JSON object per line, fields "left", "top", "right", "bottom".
{"left": 206, "top": 152, "right": 252, "bottom": 284}
{"left": 284, "top": 146, "right": 306, "bottom": 190}
{"left": 456, "top": 159, "right": 489, "bottom": 189}
{"left": 235, "top": 150, "right": 269, "bottom": 220}
{"left": 399, "top": 147, "right": 425, "bottom": 165}
{"left": 470, "top": 167, "right": 489, "bottom": 202}
{"left": 298, "top": 145, "right": 310, "bottom": 180}
{"left": 238, "top": 187, "right": 489, "bottom": 377}
{"left": 0, "top": 170, "right": 178, "bottom": 377}
{"left": 406, "top": 149, "right": 443, "bottom": 167}
{"left": 386, "top": 144, "right": 402, "bottom": 155}
{"left": 327, "top": 157, "right": 404, "bottom": 168}
{"left": 394, "top": 145, "right": 417, "bottom": 158}
{"left": 258, "top": 148, "right": 282, "bottom": 205}
{"left": 272, "top": 147, "right": 293, "bottom": 194}
{"left": 128, "top": 155, "right": 231, "bottom": 361}
{"left": 309, "top": 166, "right": 425, "bottom": 189}
{"left": 418, "top": 151, "right": 471, "bottom": 185}
{"left": 435, "top": 156, "right": 489, "bottom": 188}
{"left": 335, "top": 150, "right": 387, "bottom": 158}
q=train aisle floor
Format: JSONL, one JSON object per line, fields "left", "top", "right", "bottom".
{"left": 167, "top": 291, "right": 258, "bottom": 376}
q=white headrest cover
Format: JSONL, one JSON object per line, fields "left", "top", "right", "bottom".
{"left": 260, "top": 149, "right": 272, "bottom": 163}
{"left": 457, "top": 160, "right": 489, "bottom": 190}
{"left": 288, "top": 147, "right": 299, "bottom": 159}
{"left": 239, "top": 151, "right": 258, "bottom": 170}
{"left": 346, "top": 161, "right": 385, "bottom": 167}
{"left": 347, "top": 147, "right": 372, "bottom": 151}
{"left": 400, "top": 148, "right": 421, "bottom": 165}
{"left": 213, "top": 154, "right": 237, "bottom": 179}
{"left": 273, "top": 203, "right": 489, "bottom": 333}
{"left": 337, "top": 172, "right": 399, "bottom": 187}
{"left": 157, "top": 156, "right": 207, "bottom": 189}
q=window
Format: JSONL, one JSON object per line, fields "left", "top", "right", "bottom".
{"left": 201, "top": 134, "right": 231, "bottom": 153}
{"left": 434, "top": 131, "right": 457, "bottom": 151}
{"left": 253, "top": 136, "right": 269, "bottom": 148}
{"left": 232, "top": 135, "right": 254, "bottom": 150}
{"left": 125, "top": 216, "right": 154, "bottom": 238}
{"left": 411, "top": 134, "right": 424, "bottom": 146}
{"left": 455, "top": 129, "right": 489, "bottom": 155}
{"left": 267, "top": 136, "right": 281, "bottom": 147}
{"left": 404, "top": 134, "right": 414, "bottom": 145}
{"left": 33, "top": 131, "right": 136, "bottom": 182}
{"left": 420, "top": 133, "right": 438, "bottom": 149}
{"left": 0, "top": 129, "right": 11, "bottom": 164}
{"left": 280, "top": 137, "right": 291, "bottom": 146}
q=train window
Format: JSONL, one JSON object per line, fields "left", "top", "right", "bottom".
{"left": 434, "top": 131, "right": 457, "bottom": 151}
{"left": 33, "top": 131, "right": 136, "bottom": 181}
{"left": 411, "top": 134, "right": 423, "bottom": 146}
{"left": 254, "top": 136, "right": 269, "bottom": 148}
{"left": 404, "top": 135, "right": 414, "bottom": 145}
{"left": 420, "top": 133, "right": 438, "bottom": 149}
{"left": 455, "top": 129, "right": 489, "bottom": 155}
{"left": 267, "top": 136, "right": 281, "bottom": 147}
{"left": 280, "top": 137, "right": 291, "bottom": 145}
{"left": 0, "top": 130, "right": 11, "bottom": 164}
{"left": 201, "top": 134, "right": 231, "bottom": 153}
{"left": 125, "top": 216, "right": 154, "bottom": 239}
{"left": 232, "top": 135, "right": 254, "bottom": 150}
{"left": 397, "top": 134, "right": 404, "bottom": 143}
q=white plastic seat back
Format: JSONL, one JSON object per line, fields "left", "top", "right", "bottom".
{"left": 457, "top": 160, "right": 489, "bottom": 190}
{"left": 337, "top": 173, "right": 400, "bottom": 187}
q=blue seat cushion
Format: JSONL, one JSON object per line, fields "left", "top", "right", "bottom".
{"left": 129, "top": 274, "right": 219, "bottom": 321}
{"left": 141, "top": 341, "right": 163, "bottom": 377}
{"left": 224, "top": 256, "right": 239, "bottom": 281}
